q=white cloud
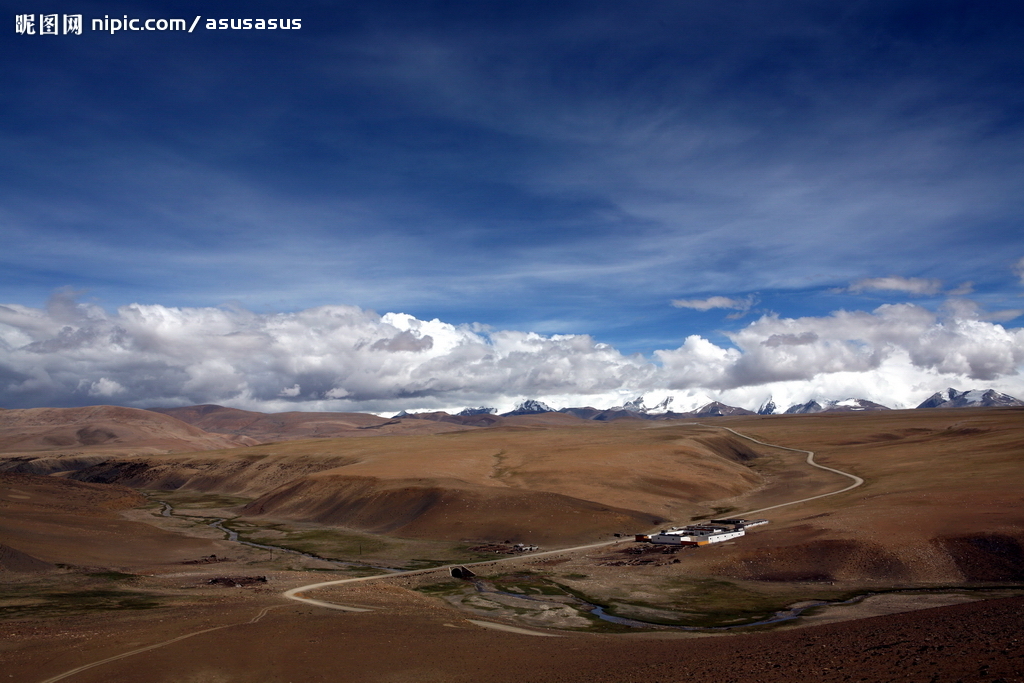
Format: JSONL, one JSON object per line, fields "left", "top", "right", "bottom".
{"left": 1, "top": 294, "right": 1022, "bottom": 413}
{"left": 947, "top": 281, "right": 974, "bottom": 296}
{"left": 0, "top": 296, "right": 653, "bottom": 411}
{"left": 670, "top": 295, "right": 754, "bottom": 312}
{"left": 1015, "top": 257, "right": 1024, "bottom": 285}
{"left": 847, "top": 276, "right": 943, "bottom": 296}
{"left": 87, "top": 377, "right": 125, "bottom": 397}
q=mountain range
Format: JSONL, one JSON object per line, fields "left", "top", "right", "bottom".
{"left": 399, "top": 388, "right": 1023, "bottom": 423}
{"left": 916, "top": 388, "right": 1024, "bottom": 409}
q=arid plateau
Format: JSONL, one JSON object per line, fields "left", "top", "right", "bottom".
{"left": 1, "top": 404, "right": 1022, "bottom": 682}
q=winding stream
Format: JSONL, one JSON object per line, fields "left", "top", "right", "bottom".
{"left": 471, "top": 579, "right": 863, "bottom": 631}
{"left": 156, "top": 501, "right": 398, "bottom": 573}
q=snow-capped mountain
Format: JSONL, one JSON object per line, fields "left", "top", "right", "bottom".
{"left": 645, "top": 396, "right": 675, "bottom": 414}
{"left": 618, "top": 395, "right": 675, "bottom": 414}
{"left": 621, "top": 396, "right": 646, "bottom": 413}
{"left": 458, "top": 407, "right": 496, "bottom": 416}
{"left": 398, "top": 387, "right": 1020, "bottom": 424}
{"left": 825, "top": 398, "right": 891, "bottom": 412}
{"left": 785, "top": 400, "right": 825, "bottom": 414}
{"left": 693, "top": 401, "right": 755, "bottom": 417}
{"left": 502, "top": 399, "right": 555, "bottom": 416}
{"left": 785, "top": 398, "right": 890, "bottom": 414}
{"left": 916, "top": 388, "right": 1024, "bottom": 409}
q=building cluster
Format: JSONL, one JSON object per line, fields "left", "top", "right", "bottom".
{"left": 636, "top": 518, "right": 768, "bottom": 546}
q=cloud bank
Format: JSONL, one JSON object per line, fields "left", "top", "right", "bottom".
{"left": 1, "top": 292, "right": 1022, "bottom": 414}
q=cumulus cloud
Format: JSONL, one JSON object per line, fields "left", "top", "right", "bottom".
{"left": 87, "top": 377, "right": 125, "bottom": 397}
{"left": 0, "top": 294, "right": 653, "bottom": 411}
{"left": 761, "top": 332, "right": 819, "bottom": 348}
{"left": 1, "top": 293, "right": 1022, "bottom": 413}
{"left": 847, "top": 276, "right": 944, "bottom": 296}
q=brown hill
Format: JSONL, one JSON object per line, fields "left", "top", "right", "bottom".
{"left": 151, "top": 404, "right": 478, "bottom": 441}
{"left": 0, "top": 405, "right": 255, "bottom": 456}
{"left": 232, "top": 423, "right": 765, "bottom": 545}
{"left": 0, "top": 471, "right": 232, "bottom": 567}
{"left": 0, "top": 543, "right": 55, "bottom": 573}
{"left": 679, "top": 407, "right": 1024, "bottom": 584}
{"left": 2, "top": 406, "right": 1021, "bottom": 584}
{"left": 241, "top": 474, "right": 658, "bottom": 545}
{"left": 1, "top": 422, "right": 770, "bottom": 545}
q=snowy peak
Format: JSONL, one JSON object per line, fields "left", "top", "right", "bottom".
{"left": 917, "top": 388, "right": 1024, "bottom": 409}
{"left": 647, "top": 396, "right": 674, "bottom": 414}
{"left": 693, "top": 401, "right": 754, "bottom": 417}
{"left": 458, "top": 407, "right": 496, "bottom": 416}
{"left": 621, "top": 396, "right": 647, "bottom": 413}
{"left": 825, "top": 398, "right": 890, "bottom": 412}
{"left": 785, "top": 400, "right": 824, "bottom": 414}
{"left": 617, "top": 395, "right": 675, "bottom": 415}
{"left": 785, "top": 398, "right": 890, "bottom": 414}
{"left": 757, "top": 398, "right": 777, "bottom": 415}
{"left": 503, "top": 399, "right": 555, "bottom": 416}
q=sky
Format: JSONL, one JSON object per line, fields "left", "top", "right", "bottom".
{"left": 2, "top": 0, "right": 1023, "bottom": 414}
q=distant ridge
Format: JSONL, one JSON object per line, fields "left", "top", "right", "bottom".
{"left": 0, "top": 405, "right": 254, "bottom": 453}
{"left": 693, "top": 401, "right": 755, "bottom": 417}
{"left": 502, "top": 399, "right": 554, "bottom": 416}
{"left": 130, "top": 385, "right": 1024, "bottom": 445}
{"left": 458, "top": 407, "right": 496, "bottom": 416}
{"left": 785, "top": 398, "right": 890, "bottom": 414}
{"left": 151, "top": 404, "right": 469, "bottom": 440}
{"left": 916, "top": 388, "right": 1024, "bottom": 409}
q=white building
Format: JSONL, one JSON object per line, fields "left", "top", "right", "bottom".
{"left": 649, "top": 525, "right": 745, "bottom": 546}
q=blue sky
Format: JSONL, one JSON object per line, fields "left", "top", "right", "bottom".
{"left": 2, "top": 0, "right": 1023, "bottom": 412}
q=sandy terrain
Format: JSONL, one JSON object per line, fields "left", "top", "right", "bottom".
{"left": 3, "top": 421, "right": 803, "bottom": 546}
{"left": 3, "top": 581, "right": 1021, "bottom": 683}
{"left": 0, "top": 405, "right": 255, "bottom": 456}
{"left": 1, "top": 406, "right": 1022, "bottom": 682}
{"left": 150, "top": 404, "right": 483, "bottom": 441}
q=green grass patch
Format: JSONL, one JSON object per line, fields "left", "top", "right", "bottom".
{"left": 0, "top": 588, "right": 162, "bottom": 620}
{"left": 484, "top": 572, "right": 577, "bottom": 598}
{"left": 593, "top": 578, "right": 832, "bottom": 628}
{"left": 144, "top": 489, "right": 253, "bottom": 510}
{"left": 416, "top": 581, "right": 469, "bottom": 596}
{"left": 223, "top": 520, "right": 393, "bottom": 561}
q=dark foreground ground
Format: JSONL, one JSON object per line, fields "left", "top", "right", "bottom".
{"left": 3, "top": 587, "right": 1021, "bottom": 683}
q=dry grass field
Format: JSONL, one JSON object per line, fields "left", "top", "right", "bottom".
{"left": 1, "top": 405, "right": 1022, "bottom": 682}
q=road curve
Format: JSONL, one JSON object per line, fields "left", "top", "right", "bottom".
{"left": 688, "top": 423, "right": 864, "bottom": 516}
{"left": 282, "top": 424, "right": 864, "bottom": 612}
{"left": 282, "top": 537, "right": 627, "bottom": 612}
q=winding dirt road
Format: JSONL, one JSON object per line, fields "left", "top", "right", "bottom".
{"left": 704, "top": 424, "right": 864, "bottom": 516}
